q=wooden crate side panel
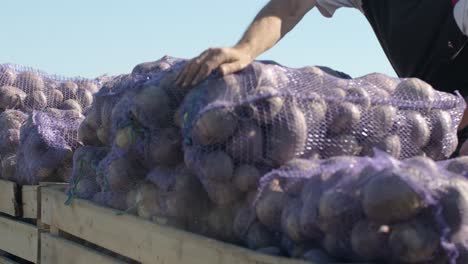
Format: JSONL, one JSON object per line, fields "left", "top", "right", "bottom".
{"left": 41, "top": 187, "right": 307, "bottom": 264}
{"left": 40, "top": 233, "right": 125, "bottom": 264}
{"left": 0, "top": 216, "right": 38, "bottom": 263}
{"left": 21, "top": 186, "right": 38, "bottom": 219}
{"left": 0, "top": 180, "right": 19, "bottom": 217}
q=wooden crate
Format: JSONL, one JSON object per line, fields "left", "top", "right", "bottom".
{"left": 40, "top": 185, "right": 309, "bottom": 264}
{"left": 0, "top": 180, "right": 63, "bottom": 263}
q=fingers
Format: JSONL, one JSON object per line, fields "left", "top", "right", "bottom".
{"left": 191, "top": 50, "right": 229, "bottom": 86}
{"left": 175, "top": 50, "right": 210, "bottom": 86}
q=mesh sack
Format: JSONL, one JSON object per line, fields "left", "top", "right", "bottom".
{"left": 252, "top": 151, "right": 468, "bottom": 263}
{"left": 14, "top": 109, "right": 84, "bottom": 185}
{"left": 0, "top": 63, "right": 103, "bottom": 114}
{"left": 179, "top": 61, "right": 465, "bottom": 206}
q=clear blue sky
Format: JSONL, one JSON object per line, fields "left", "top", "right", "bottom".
{"left": 0, "top": 0, "right": 396, "bottom": 79}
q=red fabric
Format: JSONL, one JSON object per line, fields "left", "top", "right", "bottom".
{"left": 453, "top": 0, "right": 460, "bottom": 5}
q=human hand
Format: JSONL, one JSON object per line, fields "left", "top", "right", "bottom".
{"left": 175, "top": 46, "right": 253, "bottom": 88}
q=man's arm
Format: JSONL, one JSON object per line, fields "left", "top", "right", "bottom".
{"left": 176, "top": 0, "right": 317, "bottom": 87}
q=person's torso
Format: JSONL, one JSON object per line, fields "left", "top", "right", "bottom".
{"left": 361, "top": 0, "right": 468, "bottom": 95}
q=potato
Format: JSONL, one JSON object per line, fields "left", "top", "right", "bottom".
{"left": 398, "top": 111, "right": 431, "bottom": 148}
{"left": 426, "top": 110, "right": 456, "bottom": 160}
{"left": 158, "top": 169, "right": 209, "bottom": 222}
{"left": 233, "top": 165, "right": 261, "bottom": 192}
{"left": 233, "top": 205, "right": 256, "bottom": 239}
{"left": 114, "top": 126, "right": 139, "bottom": 151}
{"left": 327, "top": 102, "right": 361, "bottom": 135}
{"left": 393, "top": 78, "right": 435, "bottom": 103}
{"left": 130, "top": 84, "right": 172, "bottom": 128}
{"left": 202, "top": 206, "right": 239, "bottom": 243}
{"left": 362, "top": 105, "right": 397, "bottom": 140}
{"left": 24, "top": 90, "right": 47, "bottom": 110}
{"left": 318, "top": 190, "right": 362, "bottom": 233}
{"left": 246, "top": 222, "right": 276, "bottom": 250}
{"left": 389, "top": 220, "right": 439, "bottom": 263}
{"left": 58, "top": 81, "right": 78, "bottom": 99}
{"left": 46, "top": 89, "right": 64, "bottom": 107}
{"left": 360, "top": 73, "right": 398, "bottom": 93}
{"left": 303, "top": 66, "right": 325, "bottom": 84}
{"left": 100, "top": 99, "right": 115, "bottom": 130}
{"left": 404, "top": 156, "right": 439, "bottom": 174}
{"left": 202, "top": 179, "right": 242, "bottom": 206}
{"left": 147, "top": 127, "right": 183, "bottom": 166}
{"left": 226, "top": 121, "right": 263, "bottom": 163}
{"left": 282, "top": 160, "right": 319, "bottom": 195}
{"left": 60, "top": 99, "right": 82, "bottom": 113}
{"left": 135, "top": 183, "right": 160, "bottom": 220}
{"left": 323, "top": 135, "right": 362, "bottom": 157}
{"left": 281, "top": 199, "right": 304, "bottom": 242}
{"left": 363, "top": 135, "right": 402, "bottom": 158}
{"left": 125, "top": 188, "right": 138, "bottom": 215}
{"left": 0, "top": 129, "right": 20, "bottom": 156}
{"left": 76, "top": 88, "right": 93, "bottom": 108}
{"left": 192, "top": 107, "right": 238, "bottom": 145}
{"left": 446, "top": 156, "right": 468, "bottom": 175}
{"left": 322, "top": 232, "right": 354, "bottom": 260}
{"left": 256, "top": 188, "right": 290, "bottom": 231}
{"left": 247, "top": 86, "right": 284, "bottom": 124}
{"left": 199, "top": 151, "right": 234, "bottom": 182}
{"left": 0, "top": 67, "right": 16, "bottom": 86}
{"left": 92, "top": 191, "right": 128, "bottom": 211}
{"left": 362, "top": 173, "right": 424, "bottom": 223}
{"left": 80, "top": 81, "right": 99, "bottom": 94}
{"left": 351, "top": 220, "right": 390, "bottom": 260}
{"left": 264, "top": 105, "right": 307, "bottom": 167}
{"left": 299, "top": 179, "right": 323, "bottom": 239}
{"left": 305, "top": 94, "right": 327, "bottom": 121}
{"left": 346, "top": 87, "right": 371, "bottom": 109}
{"left": 1, "top": 154, "right": 16, "bottom": 181}
{"left": 0, "top": 110, "right": 27, "bottom": 130}
{"left": 323, "top": 87, "right": 346, "bottom": 100}
{"left": 15, "top": 71, "right": 45, "bottom": 92}
{"left": 302, "top": 249, "right": 335, "bottom": 264}
{"left": 106, "top": 158, "right": 144, "bottom": 191}
{"left": 256, "top": 63, "right": 290, "bottom": 87}
{"left": 72, "top": 178, "right": 100, "bottom": 200}
{"left": 0, "top": 85, "right": 26, "bottom": 110}
{"left": 78, "top": 120, "right": 100, "bottom": 146}
{"left": 438, "top": 177, "right": 468, "bottom": 235}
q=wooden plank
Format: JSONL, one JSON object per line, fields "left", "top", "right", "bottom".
{"left": 40, "top": 233, "right": 125, "bottom": 264}
{"left": 0, "top": 256, "right": 19, "bottom": 264}
{"left": 41, "top": 186, "right": 307, "bottom": 264}
{"left": 22, "top": 186, "right": 38, "bottom": 219}
{"left": 0, "top": 180, "right": 19, "bottom": 217}
{"left": 0, "top": 216, "right": 38, "bottom": 263}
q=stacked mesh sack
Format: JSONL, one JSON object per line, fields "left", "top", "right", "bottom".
{"left": 67, "top": 56, "right": 467, "bottom": 254}
{"left": 180, "top": 59, "right": 465, "bottom": 223}
{"left": 248, "top": 152, "right": 468, "bottom": 263}
{"left": 69, "top": 57, "right": 217, "bottom": 236}
{"left": 0, "top": 64, "right": 103, "bottom": 184}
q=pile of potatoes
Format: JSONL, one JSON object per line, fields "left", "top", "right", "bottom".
{"left": 250, "top": 154, "right": 468, "bottom": 263}
{"left": 0, "top": 64, "right": 99, "bottom": 114}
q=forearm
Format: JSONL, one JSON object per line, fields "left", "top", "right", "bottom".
{"left": 235, "top": 0, "right": 316, "bottom": 59}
